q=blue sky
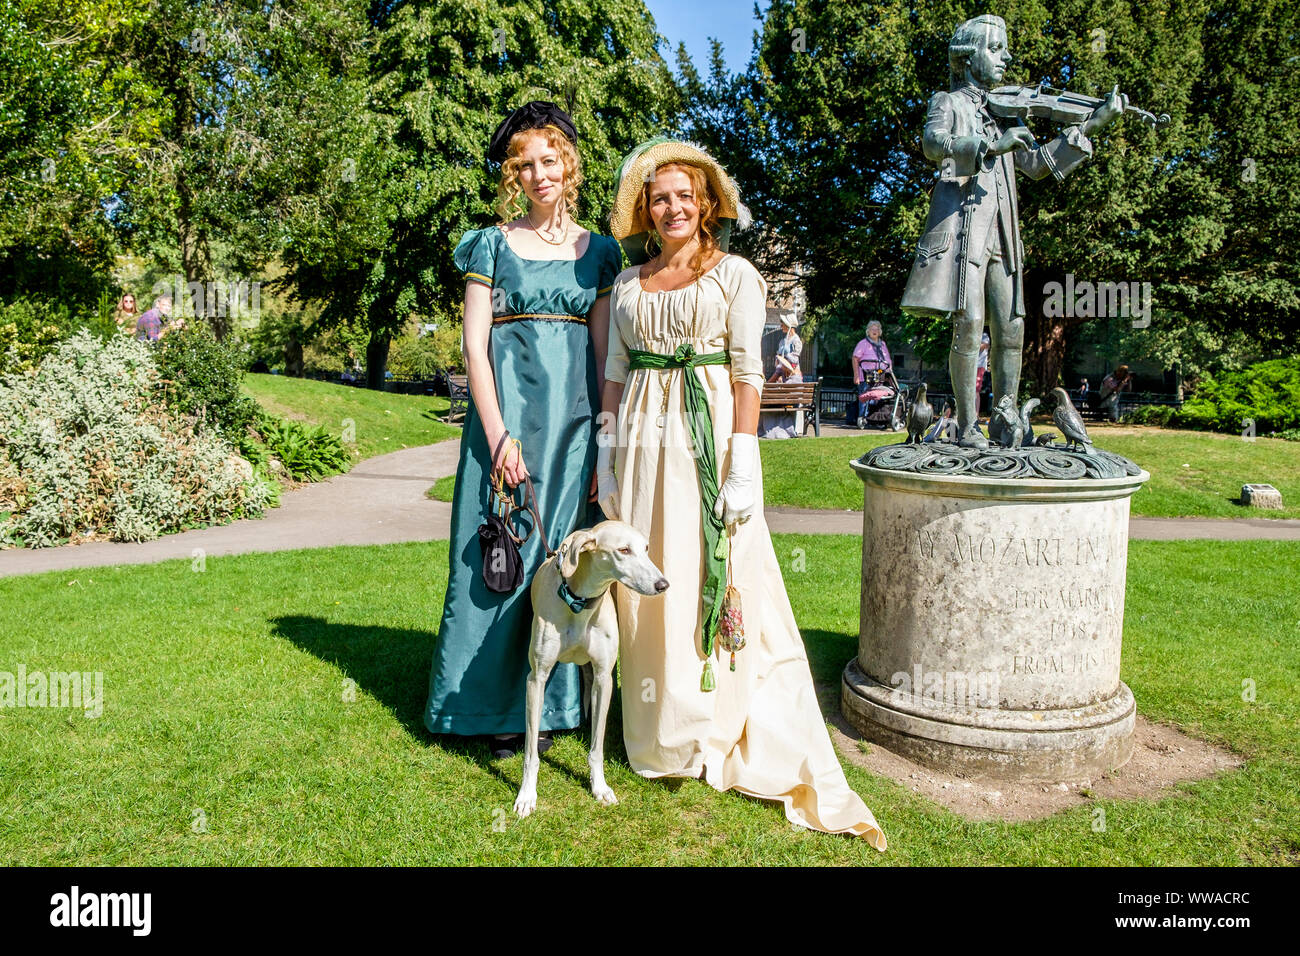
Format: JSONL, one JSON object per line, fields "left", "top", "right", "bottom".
{"left": 644, "top": 0, "right": 767, "bottom": 76}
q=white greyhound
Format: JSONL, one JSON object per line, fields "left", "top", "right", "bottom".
{"left": 513, "top": 520, "right": 668, "bottom": 818}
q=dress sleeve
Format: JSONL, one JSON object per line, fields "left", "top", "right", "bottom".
{"left": 452, "top": 228, "right": 495, "bottom": 288}
{"left": 596, "top": 237, "right": 622, "bottom": 299}
{"left": 789, "top": 335, "right": 803, "bottom": 369}
{"left": 724, "top": 258, "right": 767, "bottom": 392}
{"left": 604, "top": 273, "right": 632, "bottom": 385}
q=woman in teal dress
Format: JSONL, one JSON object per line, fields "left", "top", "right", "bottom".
{"left": 424, "top": 103, "right": 622, "bottom": 755}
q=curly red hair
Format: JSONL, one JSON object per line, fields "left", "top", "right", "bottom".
{"left": 496, "top": 125, "right": 583, "bottom": 224}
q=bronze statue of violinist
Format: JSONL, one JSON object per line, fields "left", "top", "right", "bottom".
{"left": 901, "top": 14, "right": 1136, "bottom": 448}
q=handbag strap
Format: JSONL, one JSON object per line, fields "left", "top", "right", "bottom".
{"left": 520, "top": 475, "right": 555, "bottom": 558}
{"left": 490, "top": 430, "right": 513, "bottom": 479}
{"left": 488, "top": 430, "right": 556, "bottom": 558}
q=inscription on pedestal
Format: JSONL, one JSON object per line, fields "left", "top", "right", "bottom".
{"left": 916, "top": 529, "right": 1108, "bottom": 567}
{"left": 1012, "top": 645, "right": 1114, "bottom": 675}
{"left": 888, "top": 522, "right": 1125, "bottom": 696}
{"left": 850, "top": 460, "right": 1147, "bottom": 780}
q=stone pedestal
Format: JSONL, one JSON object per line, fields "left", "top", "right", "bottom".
{"left": 841, "top": 458, "right": 1149, "bottom": 782}
{"left": 1240, "top": 483, "right": 1283, "bottom": 509}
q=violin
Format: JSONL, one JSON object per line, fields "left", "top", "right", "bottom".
{"left": 986, "top": 84, "right": 1170, "bottom": 130}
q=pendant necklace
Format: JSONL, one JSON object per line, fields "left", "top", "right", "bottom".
{"left": 528, "top": 207, "right": 568, "bottom": 246}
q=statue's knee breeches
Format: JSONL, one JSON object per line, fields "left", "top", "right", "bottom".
{"left": 950, "top": 312, "right": 982, "bottom": 355}
{"left": 990, "top": 314, "right": 1024, "bottom": 352}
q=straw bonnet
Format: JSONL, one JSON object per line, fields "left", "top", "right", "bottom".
{"left": 609, "top": 137, "right": 752, "bottom": 265}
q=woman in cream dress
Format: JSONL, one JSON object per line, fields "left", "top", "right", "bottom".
{"left": 595, "top": 140, "right": 886, "bottom": 847}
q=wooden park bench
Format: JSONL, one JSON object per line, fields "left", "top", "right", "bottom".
{"left": 446, "top": 374, "right": 469, "bottom": 425}
{"left": 760, "top": 378, "right": 821, "bottom": 437}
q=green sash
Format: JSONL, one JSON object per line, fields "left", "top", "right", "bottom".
{"left": 628, "top": 343, "right": 729, "bottom": 692}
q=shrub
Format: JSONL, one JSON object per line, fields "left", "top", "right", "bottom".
{"left": 302, "top": 341, "right": 345, "bottom": 375}
{"left": 255, "top": 414, "right": 350, "bottom": 481}
{"left": 1122, "top": 404, "right": 1177, "bottom": 427}
{"left": 0, "top": 332, "right": 273, "bottom": 548}
{"left": 0, "top": 297, "right": 80, "bottom": 375}
{"left": 388, "top": 325, "right": 463, "bottom": 378}
{"left": 1178, "top": 358, "right": 1300, "bottom": 434}
{"left": 155, "top": 321, "right": 261, "bottom": 441}
{"left": 302, "top": 321, "right": 369, "bottom": 376}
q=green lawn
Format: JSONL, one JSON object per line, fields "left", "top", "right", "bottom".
{"left": 1, "top": 535, "right": 1294, "bottom": 865}
{"left": 430, "top": 425, "right": 1300, "bottom": 519}
{"left": 761, "top": 425, "right": 1300, "bottom": 519}
{"left": 242, "top": 373, "right": 460, "bottom": 462}
{"left": 428, "top": 474, "right": 456, "bottom": 501}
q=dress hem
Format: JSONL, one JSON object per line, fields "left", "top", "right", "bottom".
{"left": 632, "top": 764, "right": 888, "bottom": 849}
{"left": 424, "top": 707, "right": 583, "bottom": 737}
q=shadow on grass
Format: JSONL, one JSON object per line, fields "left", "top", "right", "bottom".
{"left": 269, "top": 614, "right": 613, "bottom": 792}
{"left": 800, "top": 628, "right": 858, "bottom": 689}
{"left": 422, "top": 408, "right": 458, "bottom": 427}
{"left": 270, "top": 614, "right": 858, "bottom": 801}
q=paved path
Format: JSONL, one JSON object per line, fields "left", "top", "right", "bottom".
{"left": 2, "top": 439, "right": 1296, "bottom": 579}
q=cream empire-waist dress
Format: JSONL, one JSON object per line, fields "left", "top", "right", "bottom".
{"left": 605, "top": 254, "right": 887, "bottom": 847}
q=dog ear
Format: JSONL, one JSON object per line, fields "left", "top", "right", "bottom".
{"left": 560, "top": 530, "right": 596, "bottom": 578}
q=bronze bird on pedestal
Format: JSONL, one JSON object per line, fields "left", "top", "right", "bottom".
{"left": 1051, "top": 387, "right": 1092, "bottom": 452}
{"left": 906, "top": 383, "right": 933, "bottom": 444}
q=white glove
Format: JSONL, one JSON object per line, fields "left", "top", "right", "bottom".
{"left": 713, "top": 432, "right": 758, "bottom": 530}
{"left": 596, "top": 439, "right": 619, "bottom": 520}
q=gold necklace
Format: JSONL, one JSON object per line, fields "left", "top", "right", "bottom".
{"left": 527, "top": 208, "right": 568, "bottom": 246}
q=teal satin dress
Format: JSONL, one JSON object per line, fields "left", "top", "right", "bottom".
{"left": 424, "top": 225, "right": 622, "bottom": 736}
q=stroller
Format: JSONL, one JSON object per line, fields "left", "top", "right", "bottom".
{"left": 854, "top": 359, "right": 909, "bottom": 432}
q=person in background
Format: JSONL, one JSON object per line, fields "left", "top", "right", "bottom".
{"left": 1078, "top": 377, "right": 1090, "bottom": 403}
{"left": 852, "top": 320, "right": 892, "bottom": 381}
{"left": 770, "top": 313, "right": 802, "bottom": 384}
{"left": 114, "top": 293, "right": 138, "bottom": 333}
{"left": 1098, "top": 365, "right": 1133, "bottom": 422}
{"left": 759, "top": 313, "right": 803, "bottom": 439}
{"left": 975, "top": 330, "right": 990, "bottom": 416}
{"left": 852, "top": 320, "right": 893, "bottom": 427}
{"left": 134, "top": 295, "right": 174, "bottom": 343}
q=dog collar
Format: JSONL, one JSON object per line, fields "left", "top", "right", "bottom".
{"left": 557, "top": 577, "right": 589, "bottom": 613}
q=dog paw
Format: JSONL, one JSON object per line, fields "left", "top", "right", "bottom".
{"left": 514, "top": 793, "right": 537, "bottom": 818}
{"left": 592, "top": 785, "right": 618, "bottom": 807}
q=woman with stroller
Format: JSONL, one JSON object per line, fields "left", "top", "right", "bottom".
{"left": 852, "top": 320, "right": 894, "bottom": 427}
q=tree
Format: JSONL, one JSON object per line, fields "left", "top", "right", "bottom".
{"left": 693, "top": 0, "right": 1299, "bottom": 395}
{"left": 0, "top": 0, "right": 159, "bottom": 309}
{"left": 111, "top": 0, "right": 379, "bottom": 339}
{"left": 283, "top": 0, "right": 681, "bottom": 389}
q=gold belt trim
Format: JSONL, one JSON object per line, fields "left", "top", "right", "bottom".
{"left": 492, "top": 313, "right": 587, "bottom": 325}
